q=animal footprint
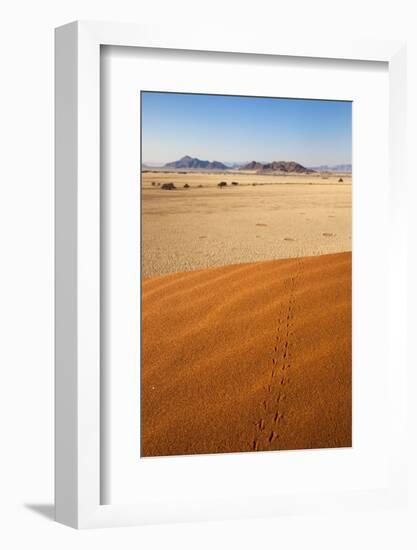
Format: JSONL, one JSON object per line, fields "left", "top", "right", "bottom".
{"left": 268, "top": 431, "right": 277, "bottom": 443}
{"left": 274, "top": 411, "right": 285, "bottom": 423}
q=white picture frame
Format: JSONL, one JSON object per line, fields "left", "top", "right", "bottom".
{"left": 55, "top": 20, "right": 407, "bottom": 529}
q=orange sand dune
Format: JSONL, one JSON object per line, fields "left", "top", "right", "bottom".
{"left": 141, "top": 252, "right": 351, "bottom": 457}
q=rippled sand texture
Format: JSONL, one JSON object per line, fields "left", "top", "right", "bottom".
{"left": 141, "top": 252, "right": 352, "bottom": 457}
{"left": 141, "top": 173, "right": 351, "bottom": 278}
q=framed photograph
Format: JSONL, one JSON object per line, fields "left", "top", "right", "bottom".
{"left": 55, "top": 21, "right": 407, "bottom": 528}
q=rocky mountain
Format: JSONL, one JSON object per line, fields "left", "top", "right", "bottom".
{"left": 240, "top": 160, "right": 314, "bottom": 173}
{"left": 241, "top": 160, "right": 264, "bottom": 171}
{"left": 164, "top": 155, "right": 228, "bottom": 170}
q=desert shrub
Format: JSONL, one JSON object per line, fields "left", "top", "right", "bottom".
{"left": 161, "top": 183, "right": 176, "bottom": 190}
{"left": 198, "top": 184, "right": 203, "bottom": 188}
{"left": 184, "top": 183, "right": 190, "bottom": 188}
{"left": 231, "top": 181, "right": 238, "bottom": 185}
{"left": 151, "top": 181, "right": 156, "bottom": 186}
{"left": 338, "top": 177, "right": 344, "bottom": 183}
{"left": 217, "top": 181, "right": 227, "bottom": 188}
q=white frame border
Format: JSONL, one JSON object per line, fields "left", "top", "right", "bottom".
{"left": 55, "top": 21, "right": 407, "bottom": 529}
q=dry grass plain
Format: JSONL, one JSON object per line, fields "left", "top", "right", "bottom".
{"left": 141, "top": 170, "right": 352, "bottom": 457}
{"left": 141, "top": 171, "right": 351, "bottom": 277}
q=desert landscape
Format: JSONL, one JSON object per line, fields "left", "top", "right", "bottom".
{"left": 140, "top": 92, "right": 352, "bottom": 457}
{"left": 141, "top": 169, "right": 351, "bottom": 277}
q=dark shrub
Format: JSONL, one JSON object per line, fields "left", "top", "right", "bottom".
{"left": 217, "top": 181, "right": 227, "bottom": 188}
{"left": 161, "top": 183, "right": 176, "bottom": 190}
{"left": 338, "top": 177, "right": 344, "bottom": 182}
{"left": 231, "top": 181, "right": 238, "bottom": 185}
{"left": 184, "top": 183, "right": 190, "bottom": 188}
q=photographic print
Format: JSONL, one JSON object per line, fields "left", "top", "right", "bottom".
{"left": 140, "top": 91, "right": 352, "bottom": 457}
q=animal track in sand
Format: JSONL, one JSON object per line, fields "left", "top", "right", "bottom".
{"left": 273, "top": 410, "right": 285, "bottom": 426}
{"left": 251, "top": 259, "right": 302, "bottom": 451}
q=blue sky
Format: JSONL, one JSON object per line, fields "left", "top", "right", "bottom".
{"left": 141, "top": 92, "right": 352, "bottom": 167}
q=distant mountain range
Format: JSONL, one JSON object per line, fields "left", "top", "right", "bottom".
{"left": 142, "top": 157, "right": 351, "bottom": 173}
{"left": 240, "top": 160, "right": 315, "bottom": 174}
{"left": 164, "top": 155, "right": 228, "bottom": 170}
{"left": 309, "top": 164, "right": 352, "bottom": 172}
{"left": 224, "top": 162, "right": 245, "bottom": 169}
{"left": 163, "top": 157, "right": 315, "bottom": 173}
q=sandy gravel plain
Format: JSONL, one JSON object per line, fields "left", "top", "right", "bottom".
{"left": 141, "top": 171, "right": 351, "bottom": 277}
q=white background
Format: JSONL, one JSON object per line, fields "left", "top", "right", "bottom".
{"left": 0, "top": 0, "right": 416, "bottom": 548}
{"left": 102, "top": 47, "right": 392, "bottom": 507}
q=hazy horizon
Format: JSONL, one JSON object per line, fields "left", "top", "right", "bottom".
{"left": 141, "top": 92, "right": 352, "bottom": 167}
